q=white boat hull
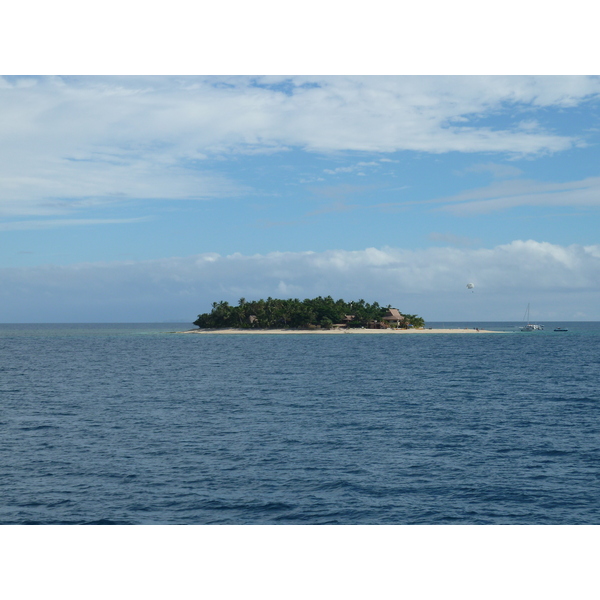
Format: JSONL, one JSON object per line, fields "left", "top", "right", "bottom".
{"left": 521, "top": 304, "right": 543, "bottom": 331}
{"left": 521, "top": 324, "right": 544, "bottom": 331}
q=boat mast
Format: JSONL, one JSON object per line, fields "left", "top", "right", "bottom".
{"left": 523, "top": 303, "right": 530, "bottom": 325}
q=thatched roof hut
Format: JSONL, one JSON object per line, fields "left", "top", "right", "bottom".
{"left": 382, "top": 308, "right": 405, "bottom": 325}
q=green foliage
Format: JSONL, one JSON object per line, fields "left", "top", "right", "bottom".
{"left": 402, "top": 314, "right": 425, "bottom": 329}
{"left": 193, "top": 297, "right": 425, "bottom": 330}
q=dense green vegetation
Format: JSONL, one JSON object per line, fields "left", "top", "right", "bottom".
{"left": 194, "top": 296, "right": 425, "bottom": 329}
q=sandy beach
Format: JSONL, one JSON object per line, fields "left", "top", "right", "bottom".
{"left": 178, "top": 327, "right": 501, "bottom": 334}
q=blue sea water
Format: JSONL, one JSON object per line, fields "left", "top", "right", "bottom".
{"left": 1, "top": 322, "right": 599, "bottom": 524}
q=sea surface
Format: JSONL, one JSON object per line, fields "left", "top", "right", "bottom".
{"left": 1, "top": 322, "right": 599, "bottom": 524}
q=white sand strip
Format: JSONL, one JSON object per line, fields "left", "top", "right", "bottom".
{"left": 177, "top": 327, "right": 502, "bottom": 334}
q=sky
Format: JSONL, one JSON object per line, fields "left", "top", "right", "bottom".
{"left": 2, "top": 74, "right": 600, "bottom": 322}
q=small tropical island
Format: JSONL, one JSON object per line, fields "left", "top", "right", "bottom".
{"left": 193, "top": 296, "right": 424, "bottom": 330}
{"left": 179, "top": 296, "right": 501, "bottom": 334}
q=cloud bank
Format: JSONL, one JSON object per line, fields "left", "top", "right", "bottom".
{"left": 2, "top": 240, "right": 600, "bottom": 322}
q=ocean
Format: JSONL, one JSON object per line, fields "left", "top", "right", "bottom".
{"left": 1, "top": 322, "right": 599, "bottom": 524}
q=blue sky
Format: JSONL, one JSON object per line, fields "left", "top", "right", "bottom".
{"left": 2, "top": 75, "right": 600, "bottom": 322}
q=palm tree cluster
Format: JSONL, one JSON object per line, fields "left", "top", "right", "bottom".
{"left": 193, "top": 296, "right": 424, "bottom": 329}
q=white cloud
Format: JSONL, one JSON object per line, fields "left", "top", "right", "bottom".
{"left": 435, "top": 176, "right": 600, "bottom": 214}
{"left": 0, "top": 153, "right": 244, "bottom": 218}
{"left": 2, "top": 241, "right": 600, "bottom": 321}
{"left": 323, "top": 167, "right": 356, "bottom": 175}
{"left": 324, "top": 161, "right": 382, "bottom": 175}
{"left": 1, "top": 76, "right": 599, "bottom": 218}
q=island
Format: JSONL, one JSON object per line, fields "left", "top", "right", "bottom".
{"left": 178, "top": 297, "right": 501, "bottom": 334}
{"left": 193, "top": 296, "right": 425, "bottom": 330}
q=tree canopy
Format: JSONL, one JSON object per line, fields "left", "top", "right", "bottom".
{"left": 193, "top": 296, "right": 425, "bottom": 329}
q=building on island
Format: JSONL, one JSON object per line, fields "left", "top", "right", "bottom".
{"left": 382, "top": 308, "right": 405, "bottom": 327}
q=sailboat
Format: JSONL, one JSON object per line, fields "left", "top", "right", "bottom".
{"left": 521, "top": 304, "right": 544, "bottom": 331}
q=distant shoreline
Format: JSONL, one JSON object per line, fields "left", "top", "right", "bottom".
{"left": 177, "top": 327, "right": 503, "bottom": 335}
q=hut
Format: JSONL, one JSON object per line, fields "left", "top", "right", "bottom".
{"left": 382, "top": 308, "right": 405, "bottom": 327}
